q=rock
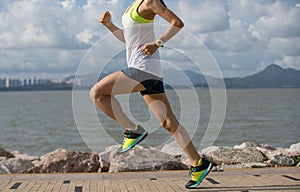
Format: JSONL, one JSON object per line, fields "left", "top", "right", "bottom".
{"left": 256, "top": 147, "right": 295, "bottom": 166}
{"left": 6, "top": 158, "right": 34, "bottom": 173}
{"left": 161, "top": 141, "right": 185, "bottom": 156}
{"left": 0, "top": 164, "right": 11, "bottom": 174}
{"left": 181, "top": 158, "right": 192, "bottom": 167}
{"left": 161, "top": 142, "right": 192, "bottom": 166}
{"left": 289, "top": 143, "right": 300, "bottom": 157}
{"left": 26, "top": 149, "right": 99, "bottom": 173}
{"left": 11, "top": 151, "right": 40, "bottom": 162}
{"left": 109, "top": 145, "right": 188, "bottom": 172}
{"left": 233, "top": 142, "right": 260, "bottom": 149}
{"left": 221, "top": 162, "right": 268, "bottom": 169}
{"left": 98, "top": 145, "right": 119, "bottom": 172}
{"left": 98, "top": 155, "right": 109, "bottom": 172}
{"left": 257, "top": 143, "right": 300, "bottom": 159}
{"left": 0, "top": 147, "right": 14, "bottom": 158}
{"left": 212, "top": 166, "right": 223, "bottom": 172}
{"left": 220, "top": 164, "right": 244, "bottom": 169}
{"left": 259, "top": 144, "right": 277, "bottom": 151}
{"left": 270, "top": 155, "right": 294, "bottom": 166}
{"left": 0, "top": 158, "right": 11, "bottom": 174}
{"left": 201, "top": 146, "right": 220, "bottom": 160}
{"left": 202, "top": 146, "right": 264, "bottom": 165}
{"left": 244, "top": 162, "right": 269, "bottom": 168}
{"left": 1, "top": 142, "right": 296, "bottom": 174}
{"left": 0, "top": 157, "right": 34, "bottom": 173}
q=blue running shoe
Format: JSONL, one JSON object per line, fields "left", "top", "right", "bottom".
{"left": 116, "top": 125, "right": 148, "bottom": 154}
{"left": 185, "top": 158, "right": 213, "bottom": 189}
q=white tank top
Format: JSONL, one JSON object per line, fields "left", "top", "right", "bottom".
{"left": 122, "top": 0, "right": 163, "bottom": 78}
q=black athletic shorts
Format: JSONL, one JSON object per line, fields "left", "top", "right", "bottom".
{"left": 121, "top": 67, "right": 165, "bottom": 96}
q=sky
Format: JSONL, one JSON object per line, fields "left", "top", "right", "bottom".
{"left": 0, "top": 0, "right": 300, "bottom": 79}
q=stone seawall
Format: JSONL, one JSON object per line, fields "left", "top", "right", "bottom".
{"left": 1, "top": 142, "right": 299, "bottom": 174}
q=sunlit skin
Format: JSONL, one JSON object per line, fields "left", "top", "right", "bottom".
{"left": 90, "top": 0, "right": 201, "bottom": 166}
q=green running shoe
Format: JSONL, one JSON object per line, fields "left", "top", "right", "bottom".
{"left": 185, "top": 158, "right": 213, "bottom": 189}
{"left": 116, "top": 125, "right": 148, "bottom": 154}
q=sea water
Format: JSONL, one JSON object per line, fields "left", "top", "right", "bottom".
{"left": 0, "top": 89, "right": 299, "bottom": 156}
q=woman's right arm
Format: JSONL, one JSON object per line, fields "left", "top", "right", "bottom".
{"left": 99, "top": 11, "right": 125, "bottom": 43}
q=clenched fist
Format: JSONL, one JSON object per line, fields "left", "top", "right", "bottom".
{"left": 99, "top": 11, "right": 112, "bottom": 27}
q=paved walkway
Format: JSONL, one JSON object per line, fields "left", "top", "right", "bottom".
{"left": 0, "top": 167, "right": 299, "bottom": 192}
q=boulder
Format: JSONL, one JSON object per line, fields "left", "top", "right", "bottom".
{"left": 161, "top": 141, "right": 185, "bottom": 156}
{"left": 0, "top": 157, "right": 34, "bottom": 173}
{"left": 161, "top": 141, "right": 192, "bottom": 166}
{"left": 270, "top": 155, "right": 294, "bottom": 166}
{"left": 256, "top": 143, "right": 300, "bottom": 158}
{"left": 243, "top": 162, "right": 269, "bottom": 168}
{"left": 26, "top": 149, "right": 99, "bottom": 173}
{"left": 289, "top": 143, "right": 300, "bottom": 157}
{"left": 259, "top": 143, "right": 277, "bottom": 151}
{"left": 0, "top": 164, "right": 11, "bottom": 174}
{"left": 233, "top": 142, "right": 260, "bottom": 149}
{"left": 201, "top": 146, "right": 221, "bottom": 158}
{"left": 0, "top": 147, "right": 14, "bottom": 158}
{"left": 221, "top": 162, "right": 269, "bottom": 169}
{"left": 202, "top": 146, "right": 264, "bottom": 165}
{"left": 109, "top": 145, "right": 188, "bottom": 172}
{"left": 98, "top": 145, "right": 119, "bottom": 172}
{"left": 11, "top": 151, "right": 40, "bottom": 162}
{"left": 256, "top": 146, "right": 295, "bottom": 166}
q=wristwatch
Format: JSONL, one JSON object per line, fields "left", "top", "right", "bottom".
{"left": 155, "top": 39, "right": 164, "bottom": 47}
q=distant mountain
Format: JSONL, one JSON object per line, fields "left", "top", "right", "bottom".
{"left": 163, "top": 69, "right": 206, "bottom": 87}
{"left": 224, "top": 64, "right": 300, "bottom": 88}
{"left": 68, "top": 64, "right": 300, "bottom": 89}
{"left": 184, "top": 70, "right": 206, "bottom": 86}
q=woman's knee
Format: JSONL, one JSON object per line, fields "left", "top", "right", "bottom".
{"left": 161, "top": 116, "right": 179, "bottom": 134}
{"left": 89, "top": 84, "right": 107, "bottom": 103}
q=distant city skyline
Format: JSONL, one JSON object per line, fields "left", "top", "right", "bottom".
{"left": 0, "top": 72, "right": 73, "bottom": 80}
{"left": 0, "top": 77, "right": 68, "bottom": 89}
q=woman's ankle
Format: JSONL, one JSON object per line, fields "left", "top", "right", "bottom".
{"left": 191, "top": 158, "right": 202, "bottom": 167}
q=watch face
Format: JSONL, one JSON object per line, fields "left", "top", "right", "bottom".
{"left": 156, "top": 39, "right": 164, "bottom": 47}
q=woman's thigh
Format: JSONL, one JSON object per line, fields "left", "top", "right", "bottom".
{"left": 91, "top": 71, "right": 146, "bottom": 96}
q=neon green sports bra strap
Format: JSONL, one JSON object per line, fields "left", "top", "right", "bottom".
{"left": 130, "top": 0, "right": 154, "bottom": 24}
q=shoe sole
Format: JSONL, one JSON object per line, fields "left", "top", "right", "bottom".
{"left": 186, "top": 162, "right": 213, "bottom": 189}
{"left": 117, "top": 132, "right": 148, "bottom": 154}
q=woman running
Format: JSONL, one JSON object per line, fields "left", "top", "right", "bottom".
{"left": 90, "top": 0, "right": 212, "bottom": 189}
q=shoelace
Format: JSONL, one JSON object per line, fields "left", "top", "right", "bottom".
{"left": 189, "top": 167, "right": 197, "bottom": 176}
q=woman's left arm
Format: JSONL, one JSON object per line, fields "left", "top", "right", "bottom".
{"left": 141, "top": 0, "right": 184, "bottom": 55}
{"left": 151, "top": 0, "right": 184, "bottom": 42}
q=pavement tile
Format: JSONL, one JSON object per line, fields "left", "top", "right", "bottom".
{"left": 0, "top": 167, "right": 299, "bottom": 192}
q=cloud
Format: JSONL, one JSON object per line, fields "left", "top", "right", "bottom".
{"left": 275, "top": 56, "right": 300, "bottom": 69}
{"left": 0, "top": 0, "right": 86, "bottom": 49}
{"left": 0, "top": 48, "right": 85, "bottom": 73}
{"left": 204, "top": 0, "right": 300, "bottom": 76}
{"left": 0, "top": 0, "right": 299, "bottom": 78}
{"left": 0, "top": 0, "right": 124, "bottom": 74}
{"left": 0, "top": 0, "right": 127, "bottom": 49}
{"left": 204, "top": 18, "right": 260, "bottom": 53}
{"left": 175, "top": 0, "right": 230, "bottom": 33}
{"left": 228, "top": 0, "right": 274, "bottom": 19}
{"left": 268, "top": 37, "right": 300, "bottom": 57}
{"left": 249, "top": 1, "right": 300, "bottom": 39}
